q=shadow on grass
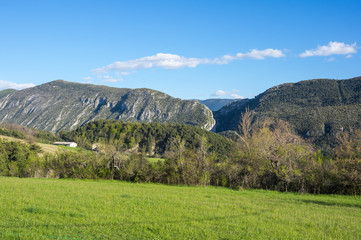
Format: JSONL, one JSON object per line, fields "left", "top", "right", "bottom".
{"left": 24, "top": 207, "right": 85, "bottom": 218}
{"left": 1, "top": 211, "right": 264, "bottom": 239}
{"left": 23, "top": 213, "right": 249, "bottom": 229}
{"left": 300, "top": 199, "right": 361, "bottom": 209}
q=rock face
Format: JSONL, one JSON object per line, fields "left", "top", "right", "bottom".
{"left": 0, "top": 80, "right": 215, "bottom": 132}
{"left": 213, "top": 77, "right": 361, "bottom": 139}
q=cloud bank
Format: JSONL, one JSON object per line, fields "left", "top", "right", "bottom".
{"left": 93, "top": 49, "right": 285, "bottom": 73}
{"left": 300, "top": 41, "right": 357, "bottom": 57}
{"left": 0, "top": 80, "right": 35, "bottom": 90}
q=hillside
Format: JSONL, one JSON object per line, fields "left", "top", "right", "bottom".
{"left": 0, "top": 123, "right": 81, "bottom": 154}
{"left": 0, "top": 80, "right": 215, "bottom": 132}
{"left": 0, "top": 89, "right": 17, "bottom": 99}
{"left": 60, "top": 119, "right": 234, "bottom": 158}
{"left": 0, "top": 135, "right": 61, "bottom": 154}
{"left": 213, "top": 77, "right": 361, "bottom": 148}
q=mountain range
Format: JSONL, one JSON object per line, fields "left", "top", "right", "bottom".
{"left": 0, "top": 80, "right": 215, "bottom": 132}
{"left": 1, "top": 77, "right": 361, "bottom": 151}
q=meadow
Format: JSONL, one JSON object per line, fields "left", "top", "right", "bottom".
{"left": 0, "top": 135, "right": 61, "bottom": 154}
{"left": 0, "top": 177, "right": 360, "bottom": 239}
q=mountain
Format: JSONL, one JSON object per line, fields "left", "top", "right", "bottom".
{"left": 197, "top": 98, "right": 238, "bottom": 111}
{"left": 0, "top": 80, "right": 215, "bottom": 132}
{"left": 0, "top": 89, "right": 17, "bottom": 99}
{"left": 213, "top": 77, "right": 361, "bottom": 147}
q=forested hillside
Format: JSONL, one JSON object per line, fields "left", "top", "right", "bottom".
{"left": 60, "top": 120, "right": 234, "bottom": 158}
{"left": 214, "top": 77, "right": 361, "bottom": 153}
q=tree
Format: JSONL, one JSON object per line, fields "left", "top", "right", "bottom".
{"left": 197, "top": 135, "right": 211, "bottom": 186}
{"left": 97, "top": 144, "right": 121, "bottom": 179}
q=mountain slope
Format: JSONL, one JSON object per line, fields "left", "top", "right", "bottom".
{"left": 214, "top": 77, "right": 361, "bottom": 142}
{"left": 197, "top": 98, "right": 238, "bottom": 111}
{"left": 0, "top": 89, "right": 17, "bottom": 99}
{"left": 0, "top": 80, "right": 215, "bottom": 132}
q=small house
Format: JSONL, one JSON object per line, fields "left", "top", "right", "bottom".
{"left": 53, "top": 142, "right": 78, "bottom": 148}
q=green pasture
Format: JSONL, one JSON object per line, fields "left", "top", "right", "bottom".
{"left": 146, "top": 157, "right": 165, "bottom": 163}
{"left": 0, "top": 177, "right": 360, "bottom": 239}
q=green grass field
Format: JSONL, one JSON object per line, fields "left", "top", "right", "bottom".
{"left": 0, "top": 177, "right": 360, "bottom": 239}
{"left": 146, "top": 157, "right": 165, "bottom": 163}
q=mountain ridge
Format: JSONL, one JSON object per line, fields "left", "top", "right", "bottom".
{"left": 0, "top": 80, "right": 215, "bottom": 132}
{"left": 213, "top": 76, "right": 361, "bottom": 150}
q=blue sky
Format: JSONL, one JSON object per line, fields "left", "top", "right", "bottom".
{"left": 0, "top": 0, "right": 360, "bottom": 99}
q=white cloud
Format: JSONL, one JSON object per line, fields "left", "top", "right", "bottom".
{"left": 93, "top": 49, "right": 285, "bottom": 74}
{"left": 0, "top": 80, "right": 35, "bottom": 90}
{"left": 213, "top": 90, "right": 228, "bottom": 96}
{"left": 93, "top": 53, "right": 205, "bottom": 73}
{"left": 230, "top": 93, "right": 244, "bottom": 99}
{"left": 213, "top": 49, "right": 285, "bottom": 64}
{"left": 212, "top": 89, "right": 244, "bottom": 99}
{"left": 236, "top": 48, "right": 285, "bottom": 60}
{"left": 300, "top": 41, "right": 357, "bottom": 57}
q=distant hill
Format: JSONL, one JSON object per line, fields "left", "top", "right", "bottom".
{"left": 197, "top": 98, "right": 238, "bottom": 111}
{"left": 213, "top": 77, "right": 361, "bottom": 149}
{"left": 0, "top": 80, "right": 215, "bottom": 132}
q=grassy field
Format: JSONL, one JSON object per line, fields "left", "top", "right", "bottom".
{"left": 0, "top": 177, "right": 360, "bottom": 239}
{"left": 146, "top": 157, "right": 165, "bottom": 163}
{"left": 0, "top": 135, "right": 61, "bottom": 154}
{"left": 0, "top": 135, "right": 89, "bottom": 155}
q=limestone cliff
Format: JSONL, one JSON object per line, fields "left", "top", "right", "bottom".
{"left": 0, "top": 80, "right": 215, "bottom": 132}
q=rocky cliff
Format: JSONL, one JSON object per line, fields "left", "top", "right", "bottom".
{"left": 0, "top": 80, "right": 215, "bottom": 132}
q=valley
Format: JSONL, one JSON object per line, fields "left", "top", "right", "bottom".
{"left": 2, "top": 1, "right": 360, "bottom": 239}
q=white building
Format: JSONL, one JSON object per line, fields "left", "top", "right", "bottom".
{"left": 53, "top": 142, "right": 78, "bottom": 148}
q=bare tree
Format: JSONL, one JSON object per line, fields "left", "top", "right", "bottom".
{"left": 238, "top": 107, "right": 254, "bottom": 155}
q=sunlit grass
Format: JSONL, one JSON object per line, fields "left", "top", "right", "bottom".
{"left": 146, "top": 157, "right": 165, "bottom": 163}
{"left": 0, "top": 135, "right": 60, "bottom": 154}
{"left": 0, "top": 177, "right": 360, "bottom": 239}
{"left": 0, "top": 134, "right": 91, "bottom": 156}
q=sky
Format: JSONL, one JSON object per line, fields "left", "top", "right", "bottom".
{"left": 0, "top": 0, "right": 360, "bottom": 100}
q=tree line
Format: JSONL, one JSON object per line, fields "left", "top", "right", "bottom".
{"left": 0, "top": 118, "right": 360, "bottom": 195}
